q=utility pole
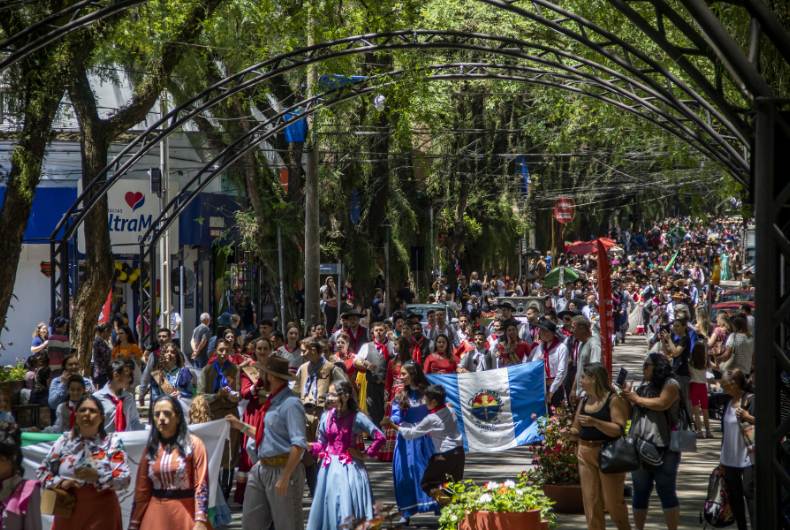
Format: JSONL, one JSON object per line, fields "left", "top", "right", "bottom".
{"left": 304, "top": 3, "right": 320, "bottom": 328}
{"left": 277, "top": 226, "right": 286, "bottom": 330}
{"left": 159, "top": 90, "right": 171, "bottom": 337}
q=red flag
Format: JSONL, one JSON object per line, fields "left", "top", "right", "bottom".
{"left": 99, "top": 289, "right": 114, "bottom": 323}
{"left": 597, "top": 240, "right": 613, "bottom": 378}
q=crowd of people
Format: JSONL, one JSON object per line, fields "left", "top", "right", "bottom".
{"left": 0, "top": 215, "right": 760, "bottom": 529}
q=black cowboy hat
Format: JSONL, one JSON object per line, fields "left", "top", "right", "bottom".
{"left": 558, "top": 309, "right": 581, "bottom": 320}
{"left": 341, "top": 309, "right": 363, "bottom": 319}
{"left": 534, "top": 320, "right": 558, "bottom": 335}
{"left": 498, "top": 300, "right": 516, "bottom": 311}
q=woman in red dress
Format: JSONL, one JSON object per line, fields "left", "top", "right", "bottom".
{"left": 497, "top": 320, "right": 531, "bottom": 367}
{"left": 329, "top": 333, "right": 358, "bottom": 382}
{"left": 424, "top": 335, "right": 457, "bottom": 374}
{"left": 233, "top": 337, "right": 272, "bottom": 503}
{"left": 380, "top": 337, "right": 413, "bottom": 462}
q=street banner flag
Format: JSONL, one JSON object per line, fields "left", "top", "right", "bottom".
{"left": 426, "top": 361, "right": 545, "bottom": 453}
{"left": 21, "top": 419, "right": 230, "bottom": 529}
{"left": 664, "top": 250, "right": 679, "bottom": 271}
{"left": 99, "top": 288, "right": 114, "bottom": 323}
{"left": 597, "top": 239, "right": 614, "bottom": 377}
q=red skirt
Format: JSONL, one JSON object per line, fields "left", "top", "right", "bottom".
{"left": 52, "top": 486, "right": 121, "bottom": 530}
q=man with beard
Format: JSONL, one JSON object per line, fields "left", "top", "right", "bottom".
{"left": 410, "top": 321, "right": 434, "bottom": 366}
{"left": 226, "top": 356, "right": 306, "bottom": 530}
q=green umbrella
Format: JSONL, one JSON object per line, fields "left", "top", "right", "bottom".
{"left": 543, "top": 266, "right": 580, "bottom": 287}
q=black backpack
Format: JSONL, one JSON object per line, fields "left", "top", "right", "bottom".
{"left": 700, "top": 466, "right": 735, "bottom": 528}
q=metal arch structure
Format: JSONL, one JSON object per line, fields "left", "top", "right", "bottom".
{"left": 47, "top": 29, "right": 754, "bottom": 326}
{"left": 0, "top": 0, "right": 147, "bottom": 72}
{"left": 129, "top": 61, "right": 740, "bottom": 345}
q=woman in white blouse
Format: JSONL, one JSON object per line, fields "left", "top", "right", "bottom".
{"left": 718, "top": 316, "right": 753, "bottom": 374}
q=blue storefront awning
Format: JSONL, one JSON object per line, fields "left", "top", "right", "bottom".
{"left": 0, "top": 187, "right": 78, "bottom": 242}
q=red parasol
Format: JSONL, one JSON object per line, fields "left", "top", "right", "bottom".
{"left": 565, "top": 241, "right": 597, "bottom": 255}
{"left": 598, "top": 237, "right": 617, "bottom": 250}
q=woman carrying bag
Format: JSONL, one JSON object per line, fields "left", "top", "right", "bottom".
{"left": 619, "top": 354, "right": 681, "bottom": 530}
{"left": 561, "top": 363, "right": 632, "bottom": 530}
{"left": 719, "top": 369, "right": 755, "bottom": 530}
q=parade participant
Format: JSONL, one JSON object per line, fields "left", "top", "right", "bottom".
{"left": 524, "top": 306, "right": 541, "bottom": 346}
{"left": 328, "top": 313, "right": 348, "bottom": 351}
{"left": 112, "top": 324, "right": 143, "bottom": 389}
{"left": 329, "top": 333, "right": 358, "bottom": 378}
{"left": 458, "top": 329, "right": 494, "bottom": 372}
{"left": 410, "top": 322, "right": 434, "bottom": 366}
{"left": 138, "top": 328, "right": 175, "bottom": 405}
{"left": 43, "top": 375, "right": 86, "bottom": 433}
{"left": 146, "top": 343, "right": 193, "bottom": 416}
{"left": 295, "top": 338, "right": 348, "bottom": 494}
{"left": 382, "top": 384, "right": 465, "bottom": 505}
{"left": 424, "top": 334, "right": 457, "bottom": 375}
{"left": 486, "top": 317, "right": 504, "bottom": 352}
{"left": 561, "top": 363, "right": 632, "bottom": 530}
{"left": 129, "top": 395, "right": 211, "bottom": 530}
{"left": 388, "top": 362, "right": 438, "bottom": 524}
{"left": 582, "top": 293, "right": 597, "bottom": 320}
{"left": 95, "top": 360, "right": 145, "bottom": 432}
{"left": 196, "top": 339, "right": 242, "bottom": 499}
{"left": 497, "top": 319, "right": 531, "bottom": 367}
{"left": 37, "top": 395, "right": 131, "bottom": 530}
{"left": 527, "top": 320, "right": 569, "bottom": 407}
{"left": 225, "top": 356, "right": 306, "bottom": 530}
{"left": 354, "top": 321, "right": 393, "bottom": 428}
{"left": 306, "top": 380, "right": 384, "bottom": 530}
{"left": 381, "top": 337, "right": 413, "bottom": 463}
{"left": 235, "top": 337, "right": 272, "bottom": 503}
{"left": 555, "top": 282, "right": 574, "bottom": 313}
{"left": 48, "top": 353, "right": 94, "bottom": 412}
{"left": 455, "top": 314, "right": 472, "bottom": 346}
{"left": 0, "top": 421, "right": 41, "bottom": 529}
{"left": 274, "top": 324, "right": 303, "bottom": 375}
{"left": 569, "top": 316, "right": 601, "bottom": 403}
{"left": 428, "top": 308, "right": 458, "bottom": 347}
{"left": 423, "top": 309, "right": 436, "bottom": 335}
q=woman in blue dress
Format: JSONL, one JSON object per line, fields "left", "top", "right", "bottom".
{"left": 307, "top": 380, "right": 385, "bottom": 530}
{"left": 390, "top": 361, "right": 439, "bottom": 524}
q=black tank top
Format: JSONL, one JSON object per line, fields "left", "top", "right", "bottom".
{"left": 580, "top": 393, "right": 617, "bottom": 441}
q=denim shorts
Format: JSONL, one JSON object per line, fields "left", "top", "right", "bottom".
{"left": 631, "top": 449, "right": 681, "bottom": 512}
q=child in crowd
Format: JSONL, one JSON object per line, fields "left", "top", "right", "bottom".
{"left": 689, "top": 342, "right": 714, "bottom": 439}
{"left": 43, "top": 375, "right": 86, "bottom": 433}
{"left": 382, "top": 384, "right": 465, "bottom": 504}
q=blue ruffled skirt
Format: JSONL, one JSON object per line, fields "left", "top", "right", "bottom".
{"left": 306, "top": 454, "right": 376, "bottom": 530}
{"left": 393, "top": 433, "right": 440, "bottom": 518}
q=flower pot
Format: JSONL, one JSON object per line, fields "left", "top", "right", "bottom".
{"left": 0, "top": 380, "right": 26, "bottom": 407}
{"left": 540, "top": 521, "right": 549, "bottom": 530}
{"left": 542, "top": 484, "right": 585, "bottom": 514}
{"left": 458, "top": 510, "right": 541, "bottom": 530}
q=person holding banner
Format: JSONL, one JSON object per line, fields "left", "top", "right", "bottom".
{"left": 526, "top": 320, "right": 569, "bottom": 408}
{"left": 383, "top": 384, "right": 464, "bottom": 506}
{"left": 388, "top": 362, "right": 438, "bottom": 524}
{"left": 129, "top": 395, "right": 211, "bottom": 530}
{"left": 226, "top": 356, "right": 306, "bottom": 530}
{"left": 305, "top": 380, "right": 384, "bottom": 530}
{"left": 36, "top": 395, "right": 131, "bottom": 530}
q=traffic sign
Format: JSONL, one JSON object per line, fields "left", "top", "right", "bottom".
{"left": 554, "top": 197, "right": 575, "bottom": 224}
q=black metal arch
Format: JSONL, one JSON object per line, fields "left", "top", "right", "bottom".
{"left": 131, "top": 61, "right": 750, "bottom": 346}
{"left": 0, "top": 0, "right": 147, "bottom": 72}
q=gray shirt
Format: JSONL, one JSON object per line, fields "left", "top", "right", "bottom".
{"left": 573, "top": 335, "right": 601, "bottom": 398}
{"left": 400, "top": 405, "right": 464, "bottom": 453}
{"left": 628, "top": 378, "right": 681, "bottom": 448}
{"left": 191, "top": 324, "right": 211, "bottom": 358}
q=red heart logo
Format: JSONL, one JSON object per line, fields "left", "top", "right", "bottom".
{"left": 125, "top": 192, "right": 143, "bottom": 209}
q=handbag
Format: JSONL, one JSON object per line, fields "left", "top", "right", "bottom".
{"left": 599, "top": 424, "right": 641, "bottom": 474}
{"left": 739, "top": 395, "right": 755, "bottom": 465}
{"left": 41, "top": 487, "right": 75, "bottom": 517}
{"left": 636, "top": 438, "right": 666, "bottom": 468}
{"left": 670, "top": 399, "right": 698, "bottom": 453}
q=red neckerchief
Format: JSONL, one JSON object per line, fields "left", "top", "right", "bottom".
{"left": 67, "top": 400, "right": 77, "bottom": 429}
{"left": 428, "top": 403, "right": 447, "bottom": 414}
{"left": 255, "top": 383, "right": 289, "bottom": 450}
{"left": 347, "top": 325, "right": 365, "bottom": 352}
{"left": 373, "top": 339, "right": 389, "bottom": 357}
{"left": 106, "top": 393, "right": 127, "bottom": 432}
{"left": 543, "top": 337, "right": 561, "bottom": 379}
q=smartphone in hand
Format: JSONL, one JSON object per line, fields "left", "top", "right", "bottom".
{"left": 616, "top": 367, "right": 628, "bottom": 387}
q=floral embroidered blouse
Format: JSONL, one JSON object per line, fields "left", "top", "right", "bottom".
{"left": 129, "top": 434, "right": 210, "bottom": 530}
{"left": 36, "top": 433, "right": 130, "bottom": 492}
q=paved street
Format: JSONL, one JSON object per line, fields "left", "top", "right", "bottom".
{"left": 222, "top": 332, "right": 723, "bottom": 529}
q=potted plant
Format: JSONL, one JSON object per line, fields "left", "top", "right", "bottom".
{"left": 439, "top": 474, "right": 555, "bottom": 530}
{"left": 524, "top": 402, "right": 584, "bottom": 514}
{"left": 0, "top": 358, "right": 29, "bottom": 409}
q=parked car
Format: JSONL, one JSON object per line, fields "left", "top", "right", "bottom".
{"left": 719, "top": 290, "right": 755, "bottom": 303}
{"left": 710, "top": 301, "right": 754, "bottom": 325}
{"left": 406, "top": 304, "right": 459, "bottom": 325}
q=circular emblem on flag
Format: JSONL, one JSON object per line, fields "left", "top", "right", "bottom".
{"left": 554, "top": 197, "right": 575, "bottom": 224}
{"left": 469, "top": 390, "right": 503, "bottom": 423}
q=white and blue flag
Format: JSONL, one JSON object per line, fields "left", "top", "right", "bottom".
{"left": 426, "top": 361, "right": 546, "bottom": 453}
